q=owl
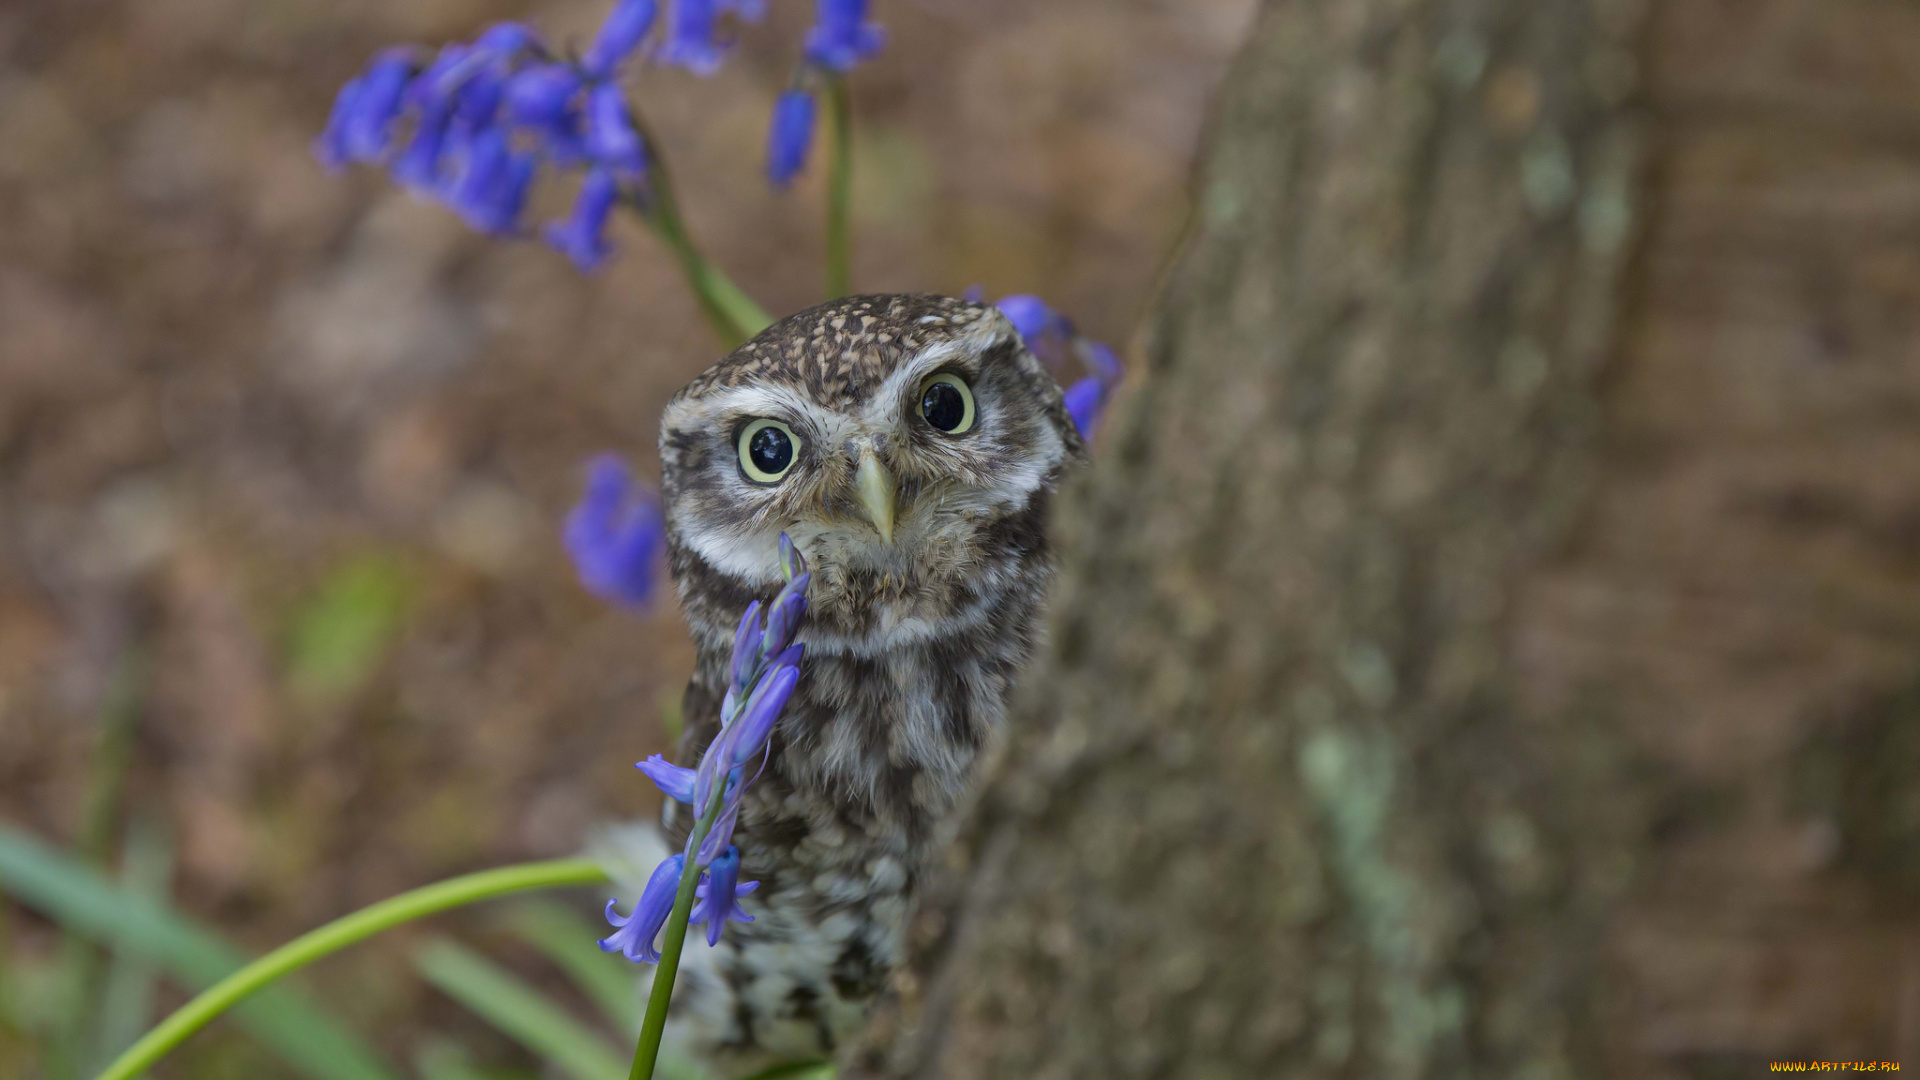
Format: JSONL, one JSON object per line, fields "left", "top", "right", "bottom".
{"left": 650, "top": 294, "right": 1085, "bottom": 1073}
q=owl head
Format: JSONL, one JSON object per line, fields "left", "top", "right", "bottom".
{"left": 659, "top": 294, "right": 1085, "bottom": 642}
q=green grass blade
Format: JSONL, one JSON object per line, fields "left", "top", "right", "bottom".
{"left": 86, "top": 821, "right": 171, "bottom": 1074}
{"left": 413, "top": 1039, "right": 492, "bottom": 1080}
{"left": 736, "top": 1064, "right": 834, "bottom": 1080}
{"left": 497, "top": 900, "right": 640, "bottom": 1035}
{"left": 50, "top": 649, "right": 148, "bottom": 1080}
{"left": 414, "top": 938, "right": 625, "bottom": 1080}
{"left": 0, "top": 823, "right": 399, "bottom": 1080}
{"left": 413, "top": 1037, "right": 544, "bottom": 1080}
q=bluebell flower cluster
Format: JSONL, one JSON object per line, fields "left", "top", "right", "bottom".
{"left": 563, "top": 455, "right": 666, "bottom": 609}
{"left": 763, "top": 0, "right": 887, "bottom": 187}
{"left": 994, "top": 294, "right": 1125, "bottom": 438}
{"left": 600, "top": 535, "right": 811, "bottom": 962}
{"left": 314, "top": 0, "right": 687, "bottom": 270}
{"left": 317, "top": 0, "right": 884, "bottom": 265}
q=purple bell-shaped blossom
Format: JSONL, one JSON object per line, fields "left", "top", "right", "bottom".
{"left": 638, "top": 754, "right": 697, "bottom": 804}
{"left": 1063, "top": 376, "right": 1109, "bottom": 439}
{"left": 583, "top": 0, "right": 658, "bottom": 77}
{"left": 729, "top": 601, "right": 764, "bottom": 692}
{"left": 505, "top": 63, "right": 582, "bottom": 126}
{"left": 805, "top": 0, "right": 885, "bottom": 72}
{"left": 544, "top": 168, "right": 623, "bottom": 272}
{"left": 599, "top": 853, "right": 684, "bottom": 964}
{"left": 314, "top": 48, "right": 416, "bottom": 169}
{"left": 585, "top": 83, "right": 648, "bottom": 181}
{"left": 995, "top": 294, "right": 1123, "bottom": 439}
{"left": 658, "top": 0, "right": 725, "bottom": 74}
{"left": 446, "top": 127, "right": 537, "bottom": 234}
{"left": 695, "top": 656, "right": 800, "bottom": 864}
{"left": 689, "top": 845, "right": 758, "bottom": 946}
{"left": 562, "top": 452, "right": 663, "bottom": 606}
{"left": 994, "top": 294, "right": 1067, "bottom": 343}
{"left": 390, "top": 99, "right": 455, "bottom": 189}
{"left": 766, "top": 89, "right": 816, "bottom": 187}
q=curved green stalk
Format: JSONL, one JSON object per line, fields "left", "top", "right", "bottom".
{"left": 91, "top": 858, "right": 609, "bottom": 1080}
{"left": 824, "top": 74, "right": 854, "bottom": 300}
{"left": 624, "top": 103, "right": 774, "bottom": 347}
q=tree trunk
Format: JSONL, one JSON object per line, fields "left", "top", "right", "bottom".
{"left": 854, "top": 0, "right": 1920, "bottom": 1075}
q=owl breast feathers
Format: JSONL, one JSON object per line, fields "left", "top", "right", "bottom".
{"left": 649, "top": 294, "right": 1085, "bottom": 1072}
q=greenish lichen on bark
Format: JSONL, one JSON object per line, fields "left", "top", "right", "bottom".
{"left": 850, "top": 0, "right": 1650, "bottom": 1076}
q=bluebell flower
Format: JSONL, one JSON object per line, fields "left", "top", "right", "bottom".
{"left": 760, "top": 579, "right": 809, "bottom": 663}
{"left": 996, "top": 294, "right": 1123, "bottom": 438}
{"left": 1082, "top": 339, "right": 1123, "bottom": 382}
{"left": 804, "top": 0, "right": 885, "bottom": 72}
{"left": 473, "top": 22, "right": 538, "bottom": 56}
{"left": 722, "top": 660, "right": 799, "bottom": 770}
{"left": 599, "top": 853, "right": 684, "bottom": 963}
{"left": 314, "top": 79, "right": 367, "bottom": 170}
{"left": 689, "top": 845, "right": 758, "bottom": 946}
{"left": 658, "top": 0, "right": 725, "bottom": 74}
{"left": 585, "top": 83, "right": 648, "bottom": 181}
{"left": 766, "top": 89, "right": 816, "bottom": 187}
{"left": 447, "top": 127, "right": 538, "bottom": 234}
{"left": 994, "top": 294, "right": 1066, "bottom": 342}
{"left": 638, "top": 754, "right": 696, "bottom": 804}
{"left": 315, "top": 48, "right": 416, "bottom": 170}
{"left": 390, "top": 99, "right": 455, "bottom": 189}
{"left": 697, "top": 634, "right": 803, "bottom": 801}
{"left": 505, "top": 63, "right": 582, "bottom": 126}
{"left": 695, "top": 658, "right": 800, "bottom": 864}
{"left": 777, "top": 532, "right": 809, "bottom": 580}
{"left": 563, "top": 453, "right": 663, "bottom": 606}
{"left": 583, "top": 0, "right": 658, "bottom": 77}
{"left": 1065, "top": 338, "right": 1122, "bottom": 437}
{"left": 729, "top": 600, "right": 764, "bottom": 692}
{"left": 545, "top": 168, "right": 623, "bottom": 272}
{"left": 1063, "top": 376, "right": 1107, "bottom": 439}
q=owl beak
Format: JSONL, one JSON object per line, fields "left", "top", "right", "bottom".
{"left": 854, "top": 447, "right": 897, "bottom": 545}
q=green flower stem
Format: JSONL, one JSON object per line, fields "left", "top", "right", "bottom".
{"left": 824, "top": 74, "right": 854, "bottom": 300}
{"left": 627, "top": 790, "right": 724, "bottom": 1080}
{"left": 90, "top": 858, "right": 609, "bottom": 1080}
{"left": 625, "top": 104, "right": 774, "bottom": 347}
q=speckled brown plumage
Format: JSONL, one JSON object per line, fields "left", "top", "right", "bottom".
{"left": 649, "top": 294, "right": 1084, "bottom": 1074}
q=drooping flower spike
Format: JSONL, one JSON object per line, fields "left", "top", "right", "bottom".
{"left": 314, "top": 0, "right": 679, "bottom": 266}
{"left": 563, "top": 454, "right": 666, "bottom": 607}
{"left": 613, "top": 532, "right": 812, "bottom": 959}
{"left": 992, "top": 294, "right": 1124, "bottom": 438}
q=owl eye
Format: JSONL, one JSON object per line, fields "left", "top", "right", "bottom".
{"left": 917, "top": 373, "right": 976, "bottom": 434}
{"left": 737, "top": 418, "right": 800, "bottom": 484}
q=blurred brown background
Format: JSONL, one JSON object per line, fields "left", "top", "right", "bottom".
{"left": 0, "top": 0, "right": 1252, "bottom": 1073}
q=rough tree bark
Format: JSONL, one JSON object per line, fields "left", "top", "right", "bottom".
{"left": 854, "top": 0, "right": 1920, "bottom": 1075}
